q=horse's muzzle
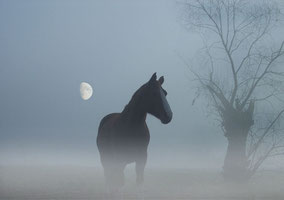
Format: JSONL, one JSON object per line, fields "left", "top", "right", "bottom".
{"left": 161, "top": 112, "right": 172, "bottom": 124}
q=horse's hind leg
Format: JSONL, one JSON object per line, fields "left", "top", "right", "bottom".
{"left": 103, "top": 163, "right": 125, "bottom": 199}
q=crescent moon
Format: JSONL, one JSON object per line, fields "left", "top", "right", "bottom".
{"left": 80, "top": 82, "right": 93, "bottom": 100}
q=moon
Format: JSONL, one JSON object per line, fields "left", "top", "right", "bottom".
{"left": 80, "top": 82, "right": 93, "bottom": 100}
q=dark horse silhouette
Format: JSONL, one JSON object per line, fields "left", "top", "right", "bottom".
{"left": 97, "top": 73, "right": 172, "bottom": 192}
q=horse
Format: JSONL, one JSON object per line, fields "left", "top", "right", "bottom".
{"left": 96, "top": 73, "right": 172, "bottom": 196}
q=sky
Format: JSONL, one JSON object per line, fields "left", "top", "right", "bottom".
{"left": 0, "top": 0, "right": 283, "bottom": 169}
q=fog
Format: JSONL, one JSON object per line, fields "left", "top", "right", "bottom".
{"left": 0, "top": 166, "right": 283, "bottom": 199}
{"left": 0, "top": 0, "right": 284, "bottom": 199}
{"left": 0, "top": 0, "right": 225, "bottom": 169}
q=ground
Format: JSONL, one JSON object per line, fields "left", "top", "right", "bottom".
{"left": 0, "top": 165, "right": 283, "bottom": 199}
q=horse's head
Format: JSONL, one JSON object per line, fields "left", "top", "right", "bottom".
{"left": 144, "top": 73, "right": 173, "bottom": 124}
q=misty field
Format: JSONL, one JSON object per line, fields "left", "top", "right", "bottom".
{"left": 0, "top": 165, "right": 283, "bottom": 200}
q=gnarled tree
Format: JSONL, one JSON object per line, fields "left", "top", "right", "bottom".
{"left": 180, "top": 0, "right": 284, "bottom": 181}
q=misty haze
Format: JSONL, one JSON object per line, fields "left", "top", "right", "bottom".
{"left": 1, "top": 0, "right": 284, "bottom": 199}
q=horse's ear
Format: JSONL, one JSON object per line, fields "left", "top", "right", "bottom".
{"left": 158, "top": 76, "right": 164, "bottom": 85}
{"left": 149, "top": 72, "right": 157, "bottom": 83}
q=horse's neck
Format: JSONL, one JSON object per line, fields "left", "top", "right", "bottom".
{"left": 121, "top": 97, "right": 147, "bottom": 126}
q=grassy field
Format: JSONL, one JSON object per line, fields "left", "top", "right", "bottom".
{"left": 0, "top": 165, "right": 283, "bottom": 199}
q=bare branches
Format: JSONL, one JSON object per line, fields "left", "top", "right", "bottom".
{"left": 248, "top": 109, "right": 284, "bottom": 158}
{"left": 181, "top": 0, "right": 284, "bottom": 177}
{"left": 249, "top": 134, "right": 284, "bottom": 173}
{"left": 182, "top": 0, "right": 283, "bottom": 110}
{"left": 207, "top": 85, "right": 230, "bottom": 109}
{"left": 240, "top": 41, "right": 284, "bottom": 108}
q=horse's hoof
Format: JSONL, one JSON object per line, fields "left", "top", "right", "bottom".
{"left": 136, "top": 186, "right": 145, "bottom": 200}
{"left": 105, "top": 187, "right": 124, "bottom": 200}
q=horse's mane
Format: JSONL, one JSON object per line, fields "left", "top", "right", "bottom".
{"left": 122, "top": 83, "right": 147, "bottom": 114}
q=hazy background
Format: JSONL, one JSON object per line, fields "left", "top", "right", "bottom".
{"left": 0, "top": 0, "right": 283, "bottom": 171}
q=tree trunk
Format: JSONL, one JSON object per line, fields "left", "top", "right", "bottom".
{"left": 221, "top": 101, "right": 254, "bottom": 182}
{"left": 223, "top": 130, "right": 249, "bottom": 182}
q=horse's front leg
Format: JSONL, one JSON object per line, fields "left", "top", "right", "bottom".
{"left": 135, "top": 152, "right": 147, "bottom": 185}
{"left": 135, "top": 152, "right": 147, "bottom": 199}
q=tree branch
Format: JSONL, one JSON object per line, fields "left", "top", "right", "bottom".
{"left": 240, "top": 41, "right": 284, "bottom": 109}
{"left": 248, "top": 109, "right": 284, "bottom": 158}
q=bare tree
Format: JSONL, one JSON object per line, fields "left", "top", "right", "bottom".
{"left": 180, "top": 0, "right": 284, "bottom": 181}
